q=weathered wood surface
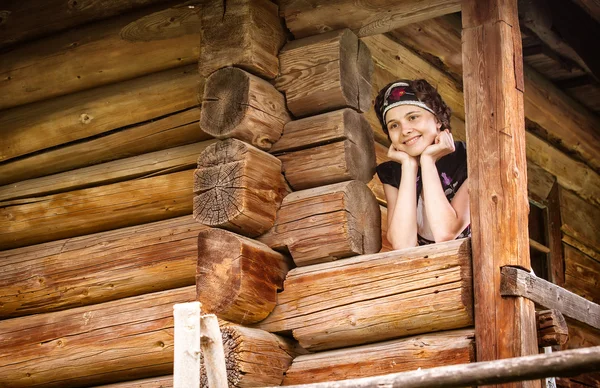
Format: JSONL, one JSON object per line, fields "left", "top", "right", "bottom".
{"left": 0, "top": 286, "right": 196, "bottom": 388}
{"left": 193, "top": 139, "right": 288, "bottom": 237}
{"left": 564, "top": 245, "right": 600, "bottom": 305}
{"left": 257, "top": 180, "right": 381, "bottom": 266}
{"left": 537, "top": 310, "right": 569, "bottom": 347}
{"left": 0, "top": 65, "right": 201, "bottom": 167}
{"left": 0, "top": 2, "right": 201, "bottom": 110}
{"left": 201, "top": 323, "right": 301, "bottom": 388}
{"left": 200, "top": 67, "right": 290, "bottom": 150}
{"left": 0, "top": 169, "right": 194, "bottom": 250}
{"left": 0, "top": 215, "right": 204, "bottom": 319}
{"left": 547, "top": 183, "right": 565, "bottom": 286}
{"left": 199, "top": 314, "right": 228, "bottom": 388}
{"left": 0, "top": 141, "right": 215, "bottom": 202}
{"left": 280, "top": 0, "right": 460, "bottom": 39}
{"left": 501, "top": 267, "right": 600, "bottom": 331}
{"left": 276, "top": 29, "right": 372, "bottom": 117}
{"left": 273, "top": 109, "right": 375, "bottom": 190}
{"left": 557, "top": 319, "right": 600, "bottom": 388}
{"left": 255, "top": 238, "right": 473, "bottom": 351}
{"left": 92, "top": 376, "right": 173, "bottom": 387}
{"left": 462, "top": 0, "right": 539, "bottom": 375}
{"left": 199, "top": 0, "right": 284, "bottom": 79}
{"left": 196, "top": 228, "right": 291, "bottom": 324}
{"left": 283, "top": 329, "right": 474, "bottom": 385}
{"left": 173, "top": 302, "right": 202, "bottom": 388}
{"left": 379, "top": 206, "right": 392, "bottom": 253}
{"left": 0, "top": 0, "right": 169, "bottom": 49}
{"left": 559, "top": 187, "right": 600, "bottom": 255}
{"left": 277, "top": 346, "right": 600, "bottom": 388}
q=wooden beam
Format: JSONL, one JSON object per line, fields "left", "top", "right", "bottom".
{"left": 173, "top": 302, "right": 202, "bottom": 388}
{"left": 270, "top": 346, "right": 600, "bottom": 388}
{"left": 462, "top": 0, "right": 540, "bottom": 378}
{"left": 500, "top": 266, "right": 600, "bottom": 331}
{"left": 280, "top": 0, "right": 460, "bottom": 39}
{"left": 0, "top": 216, "right": 206, "bottom": 319}
{"left": 199, "top": 314, "right": 227, "bottom": 388}
{"left": 564, "top": 245, "right": 600, "bottom": 305}
{"left": 93, "top": 376, "right": 174, "bottom": 387}
{"left": 558, "top": 187, "right": 600, "bottom": 255}
{"left": 536, "top": 309, "right": 569, "bottom": 347}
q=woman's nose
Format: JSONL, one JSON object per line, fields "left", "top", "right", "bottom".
{"left": 401, "top": 124, "right": 413, "bottom": 135}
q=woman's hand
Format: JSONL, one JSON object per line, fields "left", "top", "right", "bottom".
{"left": 387, "top": 144, "right": 418, "bottom": 167}
{"left": 421, "top": 129, "right": 455, "bottom": 163}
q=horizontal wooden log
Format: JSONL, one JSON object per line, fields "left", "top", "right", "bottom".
{"left": 255, "top": 238, "right": 473, "bottom": 351}
{"left": 0, "top": 0, "right": 168, "bottom": 49}
{"left": 0, "top": 141, "right": 215, "bottom": 203}
{"left": 564, "top": 245, "right": 600, "bottom": 305}
{"left": 200, "top": 67, "right": 290, "bottom": 150}
{"left": 0, "top": 169, "right": 194, "bottom": 250}
{"left": 276, "top": 29, "right": 372, "bottom": 117}
{"left": 274, "top": 109, "right": 376, "bottom": 190}
{"left": 0, "top": 2, "right": 201, "bottom": 110}
{"left": 257, "top": 180, "right": 381, "bottom": 266}
{"left": 280, "top": 0, "right": 460, "bottom": 39}
{"left": 0, "top": 286, "right": 196, "bottom": 388}
{"left": 0, "top": 65, "right": 201, "bottom": 167}
{"left": 92, "top": 376, "right": 173, "bottom": 387}
{"left": 537, "top": 310, "right": 569, "bottom": 347}
{"left": 0, "top": 107, "right": 210, "bottom": 186}
{"left": 500, "top": 266, "right": 600, "bottom": 330}
{"left": 199, "top": 0, "right": 284, "bottom": 79}
{"left": 193, "top": 139, "right": 288, "bottom": 237}
{"left": 200, "top": 323, "right": 301, "bottom": 388}
{"left": 559, "top": 187, "right": 600, "bottom": 255}
{"left": 0, "top": 216, "right": 205, "bottom": 319}
{"left": 276, "top": 346, "right": 600, "bottom": 388}
{"left": 283, "top": 329, "right": 474, "bottom": 385}
{"left": 196, "top": 228, "right": 291, "bottom": 324}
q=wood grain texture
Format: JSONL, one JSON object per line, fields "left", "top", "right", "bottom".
{"left": 537, "top": 310, "right": 569, "bottom": 347}
{"left": 255, "top": 238, "right": 473, "bottom": 351}
{"left": 173, "top": 302, "right": 201, "bottom": 388}
{"left": 564, "top": 245, "right": 600, "bottom": 305}
{"left": 280, "top": 0, "right": 460, "bottom": 38}
{"left": 196, "top": 228, "right": 291, "bottom": 324}
{"left": 0, "top": 65, "right": 201, "bottom": 166}
{"left": 199, "top": 0, "right": 284, "bottom": 79}
{"left": 0, "top": 216, "right": 204, "bottom": 319}
{"left": 0, "top": 169, "right": 194, "bottom": 250}
{"left": 283, "top": 329, "right": 474, "bottom": 385}
{"left": 277, "top": 29, "right": 372, "bottom": 117}
{"left": 0, "top": 0, "right": 170, "bottom": 49}
{"left": 0, "top": 2, "right": 201, "bottom": 110}
{"left": 559, "top": 187, "right": 600, "bottom": 255}
{"left": 200, "top": 67, "right": 290, "bottom": 150}
{"left": 0, "top": 141, "right": 215, "bottom": 202}
{"left": 0, "top": 286, "right": 196, "bottom": 388}
{"left": 92, "top": 376, "right": 173, "bottom": 387}
{"left": 193, "top": 139, "right": 288, "bottom": 237}
{"left": 274, "top": 109, "right": 376, "bottom": 190}
{"left": 257, "top": 180, "right": 381, "bottom": 266}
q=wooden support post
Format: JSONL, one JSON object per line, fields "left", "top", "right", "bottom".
{"left": 276, "top": 29, "right": 372, "bottom": 117}
{"left": 193, "top": 138, "right": 289, "bottom": 237}
{"left": 271, "top": 109, "right": 376, "bottom": 190}
{"left": 200, "top": 67, "right": 290, "bottom": 151}
{"left": 257, "top": 181, "right": 381, "bottom": 266}
{"left": 173, "top": 302, "right": 202, "bottom": 388}
{"left": 196, "top": 228, "right": 291, "bottom": 324}
{"left": 462, "top": 0, "right": 540, "bottom": 380}
{"left": 199, "top": 0, "right": 285, "bottom": 79}
{"left": 199, "top": 315, "right": 228, "bottom": 388}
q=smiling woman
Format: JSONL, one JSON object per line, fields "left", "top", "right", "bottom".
{"left": 374, "top": 79, "right": 470, "bottom": 249}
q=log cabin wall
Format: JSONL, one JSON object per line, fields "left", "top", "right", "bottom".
{"left": 1, "top": 1, "right": 599, "bottom": 388}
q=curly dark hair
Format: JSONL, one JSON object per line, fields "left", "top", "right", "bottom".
{"left": 374, "top": 79, "right": 452, "bottom": 139}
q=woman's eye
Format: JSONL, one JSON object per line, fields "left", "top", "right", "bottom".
{"left": 409, "top": 115, "right": 418, "bottom": 121}
{"left": 388, "top": 123, "right": 398, "bottom": 130}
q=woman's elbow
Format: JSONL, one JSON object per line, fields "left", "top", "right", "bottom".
{"left": 388, "top": 232, "right": 418, "bottom": 250}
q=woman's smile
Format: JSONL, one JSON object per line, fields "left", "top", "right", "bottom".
{"left": 404, "top": 135, "right": 421, "bottom": 145}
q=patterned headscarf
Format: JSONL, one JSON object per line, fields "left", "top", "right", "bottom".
{"left": 381, "top": 82, "right": 436, "bottom": 122}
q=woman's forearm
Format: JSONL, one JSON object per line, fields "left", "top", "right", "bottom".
{"left": 387, "top": 164, "right": 419, "bottom": 249}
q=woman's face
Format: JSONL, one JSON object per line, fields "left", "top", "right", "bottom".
{"left": 385, "top": 105, "right": 442, "bottom": 157}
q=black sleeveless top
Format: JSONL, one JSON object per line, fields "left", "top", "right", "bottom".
{"left": 376, "top": 141, "right": 471, "bottom": 245}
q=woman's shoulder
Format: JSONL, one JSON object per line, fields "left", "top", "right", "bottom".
{"left": 376, "top": 160, "right": 401, "bottom": 188}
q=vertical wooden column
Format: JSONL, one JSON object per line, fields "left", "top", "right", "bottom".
{"left": 462, "top": 0, "right": 540, "bottom": 386}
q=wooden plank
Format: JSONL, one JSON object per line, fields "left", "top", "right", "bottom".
{"left": 0, "top": 2, "right": 201, "bottom": 110}
{"left": 173, "top": 302, "right": 202, "bottom": 388}
{"left": 0, "top": 0, "right": 170, "bottom": 49}
{"left": 0, "top": 107, "right": 210, "bottom": 186}
{"left": 92, "top": 376, "right": 173, "bottom": 387}
{"left": 500, "top": 266, "right": 600, "bottom": 330}
{"left": 0, "top": 65, "right": 201, "bottom": 166}
{"left": 0, "top": 216, "right": 205, "bottom": 319}
{"left": 280, "top": 0, "right": 460, "bottom": 39}
{"left": 537, "top": 310, "right": 569, "bottom": 347}
{"left": 193, "top": 139, "right": 289, "bottom": 237}
{"left": 547, "top": 182, "right": 565, "bottom": 286}
{"left": 283, "top": 329, "right": 474, "bottom": 384}
{"left": 0, "top": 169, "right": 194, "bottom": 250}
{"left": 273, "top": 346, "right": 600, "bottom": 388}
{"left": 564, "top": 245, "right": 600, "bottom": 305}
{"left": 0, "top": 286, "right": 197, "bottom": 388}
{"left": 559, "top": 187, "right": 600, "bottom": 255}
{"left": 0, "top": 141, "right": 215, "bottom": 202}
{"left": 199, "top": 314, "right": 227, "bottom": 388}
{"left": 462, "top": 0, "right": 540, "bottom": 374}
{"left": 254, "top": 239, "right": 473, "bottom": 351}
{"left": 199, "top": 0, "right": 284, "bottom": 79}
